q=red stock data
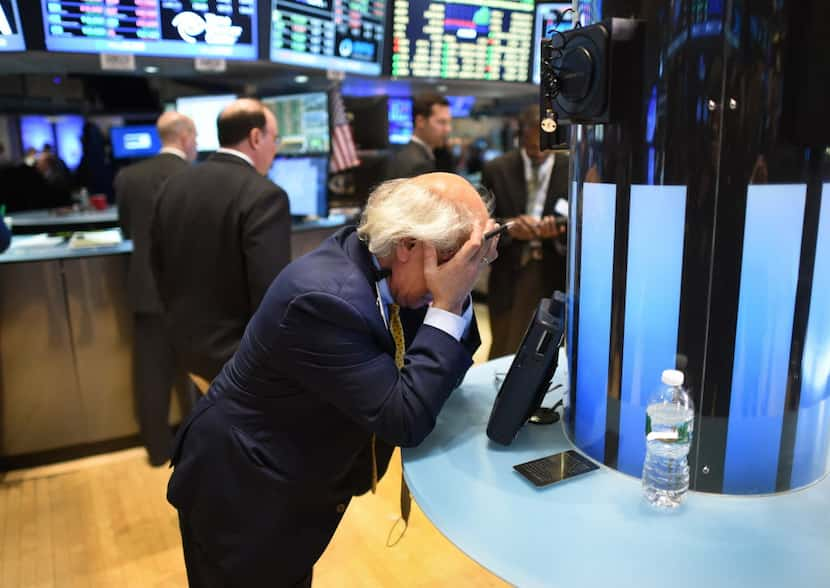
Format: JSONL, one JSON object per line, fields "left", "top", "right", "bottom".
{"left": 390, "top": 0, "right": 534, "bottom": 81}
{"left": 41, "top": 0, "right": 258, "bottom": 59}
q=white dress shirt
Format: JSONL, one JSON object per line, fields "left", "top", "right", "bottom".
{"left": 160, "top": 146, "right": 187, "bottom": 160}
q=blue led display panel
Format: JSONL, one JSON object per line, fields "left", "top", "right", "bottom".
{"left": 41, "top": 0, "right": 258, "bottom": 60}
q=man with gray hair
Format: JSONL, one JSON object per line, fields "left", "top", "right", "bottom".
{"left": 167, "top": 172, "right": 500, "bottom": 587}
{"left": 115, "top": 110, "right": 197, "bottom": 466}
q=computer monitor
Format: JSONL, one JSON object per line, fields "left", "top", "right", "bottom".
{"left": 447, "top": 96, "right": 476, "bottom": 117}
{"left": 175, "top": 94, "right": 237, "bottom": 152}
{"left": 532, "top": 2, "right": 576, "bottom": 84}
{"left": 389, "top": 0, "right": 534, "bottom": 82}
{"left": 40, "top": 0, "right": 258, "bottom": 59}
{"left": 0, "top": 0, "right": 25, "bottom": 51}
{"left": 487, "top": 291, "right": 566, "bottom": 445}
{"left": 262, "top": 93, "right": 330, "bottom": 155}
{"left": 268, "top": 155, "right": 329, "bottom": 218}
{"left": 269, "top": 0, "right": 388, "bottom": 76}
{"left": 388, "top": 97, "right": 413, "bottom": 145}
{"left": 20, "top": 116, "right": 57, "bottom": 153}
{"left": 54, "top": 115, "right": 85, "bottom": 170}
{"left": 110, "top": 125, "right": 162, "bottom": 160}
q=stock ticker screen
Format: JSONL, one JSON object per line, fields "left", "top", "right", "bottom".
{"left": 41, "top": 0, "right": 258, "bottom": 59}
{"left": 390, "top": 0, "right": 534, "bottom": 81}
{"left": 269, "top": 0, "right": 387, "bottom": 76}
{"left": 0, "top": 0, "right": 25, "bottom": 51}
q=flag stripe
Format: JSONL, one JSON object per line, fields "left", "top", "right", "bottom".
{"left": 329, "top": 85, "right": 360, "bottom": 173}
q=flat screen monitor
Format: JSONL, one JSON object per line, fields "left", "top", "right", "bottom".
{"left": 175, "top": 94, "right": 237, "bottom": 152}
{"left": 268, "top": 155, "right": 329, "bottom": 218}
{"left": 388, "top": 97, "right": 413, "bottom": 145}
{"left": 389, "top": 0, "right": 534, "bottom": 81}
{"left": 40, "top": 0, "right": 258, "bottom": 60}
{"left": 54, "top": 115, "right": 85, "bottom": 170}
{"left": 447, "top": 95, "right": 476, "bottom": 117}
{"left": 262, "top": 92, "right": 329, "bottom": 155}
{"left": 20, "top": 116, "right": 57, "bottom": 153}
{"left": 110, "top": 125, "right": 162, "bottom": 159}
{"left": 532, "top": 2, "right": 575, "bottom": 84}
{"left": 0, "top": 0, "right": 25, "bottom": 51}
{"left": 269, "top": 0, "right": 387, "bottom": 76}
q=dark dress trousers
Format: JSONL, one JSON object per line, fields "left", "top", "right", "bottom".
{"left": 115, "top": 152, "right": 190, "bottom": 464}
{"left": 167, "top": 227, "right": 480, "bottom": 586}
{"left": 150, "top": 152, "right": 292, "bottom": 383}
{"left": 482, "top": 149, "right": 570, "bottom": 358}
{"left": 386, "top": 140, "right": 436, "bottom": 179}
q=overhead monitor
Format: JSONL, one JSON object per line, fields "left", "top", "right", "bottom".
{"left": 269, "top": 0, "right": 387, "bottom": 76}
{"left": 40, "top": 0, "right": 258, "bottom": 59}
{"left": 0, "top": 0, "right": 25, "bottom": 51}
{"left": 268, "top": 155, "right": 329, "bottom": 218}
{"left": 388, "top": 97, "right": 413, "bottom": 145}
{"left": 389, "top": 0, "right": 534, "bottom": 81}
{"left": 175, "top": 94, "right": 237, "bottom": 152}
{"left": 532, "top": 2, "right": 575, "bottom": 84}
{"left": 110, "top": 125, "right": 162, "bottom": 159}
{"left": 262, "top": 92, "right": 330, "bottom": 155}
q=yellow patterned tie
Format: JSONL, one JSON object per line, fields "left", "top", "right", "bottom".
{"left": 370, "top": 304, "right": 405, "bottom": 494}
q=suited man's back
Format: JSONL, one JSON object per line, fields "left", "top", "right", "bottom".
{"left": 116, "top": 152, "right": 188, "bottom": 313}
{"left": 386, "top": 140, "right": 436, "bottom": 180}
{"left": 151, "top": 152, "right": 292, "bottom": 380}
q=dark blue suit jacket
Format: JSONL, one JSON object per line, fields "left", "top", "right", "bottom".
{"left": 167, "top": 226, "right": 480, "bottom": 585}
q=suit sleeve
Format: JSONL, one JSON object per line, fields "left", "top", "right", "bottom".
{"left": 243, "top": 186, "right": 292, "bottom": 312}
{"left": 278, "top": 291, "right": 473, "bottom": 447}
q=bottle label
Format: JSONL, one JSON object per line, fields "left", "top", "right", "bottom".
{"left": 645, "top": 416, "right": 692, "bottom": 443}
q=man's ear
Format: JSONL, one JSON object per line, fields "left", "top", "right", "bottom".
{"left": 248, "top": 127, "right": 261, "bottom": 149}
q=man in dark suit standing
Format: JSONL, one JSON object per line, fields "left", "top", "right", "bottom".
{"left": 483, "top": 104, "right": 570, "bottom": 359}
{"left": 386, "top": 93, "right": 452, "bottom": 179}
{"left": 150, "top": 98, "right": 291, "bottom": 390}
{"left": 115, "top": 111, "right": 197, "bottom": 466}
{"left": 167, "top": 173, "right": 500, "bottom": 587}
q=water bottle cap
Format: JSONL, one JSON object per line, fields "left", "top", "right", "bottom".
{"left": 661, "top": 369, "right": 684, "bottom": 387}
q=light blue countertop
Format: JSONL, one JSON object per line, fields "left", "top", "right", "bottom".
{"left": 402, "top": 352, "right": 830, "bottom": 588}
{"left": 8, "top": 207, "right": 119, "bottom": 227}
{"left": 0, "top": 215, "right": 351, "bottom": 264}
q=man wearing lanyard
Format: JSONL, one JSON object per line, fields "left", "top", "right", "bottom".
{"left": 483, "top": 104, "right": 570, "bottom": 359}
{"left": 167, "top": 172, "right": 499, "bottom": 587}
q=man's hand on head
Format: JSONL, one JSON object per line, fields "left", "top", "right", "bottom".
{"left": 423, "top": 220, "right": 499, "bottom": 315}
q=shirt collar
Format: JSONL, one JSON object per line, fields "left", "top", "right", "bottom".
{"left": 215, "top": 147, "right": 255, "bottom": 168}
{"left": 160, "top": 146, "right": 187, "bottom": 160}
{"left": 520, "top": 148, "right": 554, "bottom": 175}
{"left": 410, "top": 135, "right": 436, "bottom": 160}
{"left": 371, "top": 256, "right": 394, "bottom": 306}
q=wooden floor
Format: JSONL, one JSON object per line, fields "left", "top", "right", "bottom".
{"left": 0, "top": 304, "right": 508, "bottom": 587}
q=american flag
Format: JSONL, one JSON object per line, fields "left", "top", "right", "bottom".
{"left": 329, "top": 84, "right": 360, "bottom": 173}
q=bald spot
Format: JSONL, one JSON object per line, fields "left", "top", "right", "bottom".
{"left": 218, "top": 98, "right": 266, "bottom": 125}
{"left": 156, "top": 111, "right": 195, "bottom": 145}
{"left": 411, "top": 172, "right": 489, "bottom": 226}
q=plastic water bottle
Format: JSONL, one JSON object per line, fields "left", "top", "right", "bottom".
{"left": 642, "top": 369, "right": 694, "bottom": 509}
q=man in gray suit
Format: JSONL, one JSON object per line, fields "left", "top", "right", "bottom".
{"left": 483, "top": 104, "right": 570, "bottom": 359}
{"left": 115, "top": 111, "right": 197, "bottom": 466}
{"left": 387, "top": 93, "right": 452, "bottom": 179}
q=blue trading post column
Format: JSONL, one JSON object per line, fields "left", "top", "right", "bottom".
{"left": 562, "top": 0, "right": 830, "bottom": 494}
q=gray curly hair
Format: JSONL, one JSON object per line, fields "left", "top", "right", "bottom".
{"left": 357, "top": 177, "right": 493, "bottom": 259}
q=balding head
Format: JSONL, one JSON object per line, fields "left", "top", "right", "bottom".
{"left": 217, "top": 98, "right": 279, "bottom": 175}
{"left": 358, "top": 172, "right": 492, "bottom": 260}
{"left": 156, "top": 111, "right": 197, "bottom": 161}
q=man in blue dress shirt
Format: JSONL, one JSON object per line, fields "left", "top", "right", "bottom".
{"left": 167, "top": 172, "right": 499, "bottom": 587}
